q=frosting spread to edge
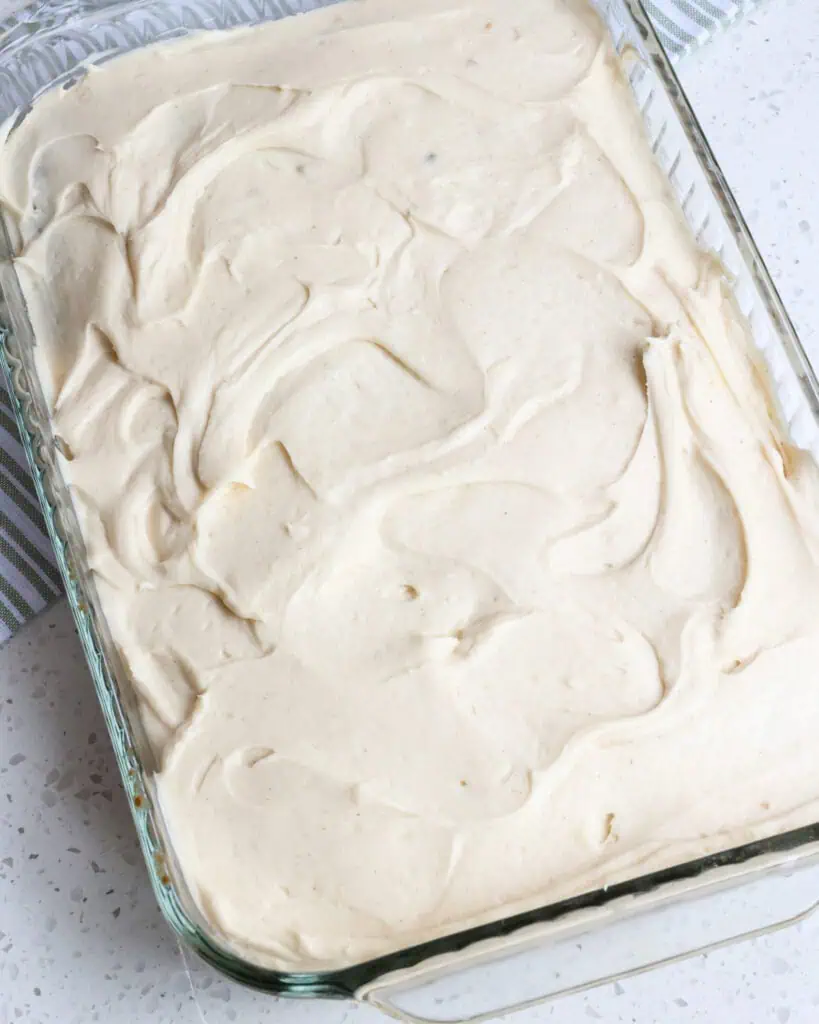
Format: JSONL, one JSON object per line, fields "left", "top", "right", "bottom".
{"left": 5, "top": 0, "right": 819, "bottom": 971}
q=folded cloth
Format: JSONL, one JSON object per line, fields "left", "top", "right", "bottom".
{"left": 0, "top": 377, "right": 63, "bottom": 642}
{"left": 647, "top": 0, "right": 759, "bottom": 58}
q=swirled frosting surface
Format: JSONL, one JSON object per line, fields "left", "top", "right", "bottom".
{"left": 5, "top": 0, "right": 819, "bottom": 970}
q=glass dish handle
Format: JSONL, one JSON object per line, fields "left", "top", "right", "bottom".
{"left": 357, "top": 861, "right": 819, "bottom": 1024}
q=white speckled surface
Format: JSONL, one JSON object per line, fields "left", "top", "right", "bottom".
{"left": 2, "top": 2, "right": 819, "bottom": 1021}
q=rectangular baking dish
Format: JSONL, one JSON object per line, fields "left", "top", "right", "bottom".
{"left": 3, "top": 0, "right": 819, "bottom": 1019}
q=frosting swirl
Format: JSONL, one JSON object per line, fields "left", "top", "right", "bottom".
{"left": 5, "top": 0, "right": 819, "bottom": 970}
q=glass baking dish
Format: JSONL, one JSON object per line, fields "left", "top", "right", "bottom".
{"left": 2, "top": 0, "right": 819, "bottom": 1018}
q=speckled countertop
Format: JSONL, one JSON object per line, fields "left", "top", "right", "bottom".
{"left": 3, "top": 2, "right": 819, "bottom": 1021}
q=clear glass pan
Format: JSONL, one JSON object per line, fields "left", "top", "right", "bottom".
{"left": 2, "top": 0, "right": 819, "bottom": 1018}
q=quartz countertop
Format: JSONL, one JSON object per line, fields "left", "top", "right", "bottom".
{"left": 3, "top": 1, "right": 819, "bottom": 1020}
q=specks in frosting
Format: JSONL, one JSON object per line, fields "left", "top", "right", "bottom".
{"left": 6, "top": 0, "right": 819, "bottom": 974}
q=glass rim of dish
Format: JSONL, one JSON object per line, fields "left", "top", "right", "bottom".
{"left": 1, "top": 0, "right": 819, "bottom": 1005}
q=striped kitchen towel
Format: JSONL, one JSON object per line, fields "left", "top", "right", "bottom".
{"left": 648, "top": 0, "right": 759, "bottom": 59}
{"left": 0, "top": 378, "right": 62, "bottom": 641}
{"left": 0, "top": 0, "right": 762, "bottom": 645}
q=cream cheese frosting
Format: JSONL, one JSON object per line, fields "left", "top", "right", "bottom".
{"left": 5, "top": 0, "right": 819, "bottom": 971}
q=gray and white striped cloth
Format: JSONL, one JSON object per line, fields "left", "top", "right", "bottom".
{"left": 646, "top": 0, "right": 757, "bottom": 59}
{"left": 0, "top": 382, "right": 62, "bottom": 641}
{"left": 0, "top": 0, "right": 762, "bottom": 644}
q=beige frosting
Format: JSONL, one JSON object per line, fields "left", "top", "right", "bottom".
{"left": 5, "top": 0, "right": 819, "bottom": 971}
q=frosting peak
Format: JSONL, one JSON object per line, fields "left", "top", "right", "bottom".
{"left": 6, "top": 0, "right": 819, "bottom": 971}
